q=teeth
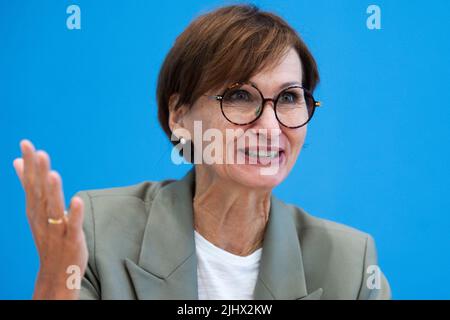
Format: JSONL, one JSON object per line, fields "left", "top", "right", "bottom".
{"left": 246, "top": 150, "right": 280, "bottom": 158}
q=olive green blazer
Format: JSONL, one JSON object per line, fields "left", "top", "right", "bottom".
{"left": 76, "top": 168, "right": 391, "bottom": 300}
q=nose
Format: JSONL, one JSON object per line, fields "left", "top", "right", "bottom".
{"left": 249, "top": 100, "right": 282, "bottom": 142}
{"left": 251, "top": 100, "right": 281, "bottom": 131}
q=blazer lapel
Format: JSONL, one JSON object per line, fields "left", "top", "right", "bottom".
{"left": 125, "top": 167, "right": 322, "bottom": 300}
{"left": 125, "top": 168, "right": 199, "bottom": 299}
{"left": 253, "top": 196, "right": 323, "bottom": 300}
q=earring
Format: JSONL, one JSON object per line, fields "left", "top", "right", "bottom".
{"left": 180, "top": 137, "right": 186, "bottom": 145}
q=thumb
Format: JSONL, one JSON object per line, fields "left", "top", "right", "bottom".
{"left": 67, "top": 196, "right": 85, "bottom": 236}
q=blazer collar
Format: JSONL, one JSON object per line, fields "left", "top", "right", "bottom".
{"left": 125, "top": 167, "right": 322, "bottom": 300}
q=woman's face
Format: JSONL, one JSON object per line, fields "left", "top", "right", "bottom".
{"left": 178, "top": 48, "right": 307, "bottom": 189}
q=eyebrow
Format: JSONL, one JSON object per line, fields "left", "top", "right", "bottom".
{"left": 249, "top": 81, "right": 302, "bottom": 92}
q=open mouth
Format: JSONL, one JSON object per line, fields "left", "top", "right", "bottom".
{"left": 244, "top": 149, "right": 281, "bottom": 159}
{"left": 237, "top": 147, "right": 285, "bottom": 165}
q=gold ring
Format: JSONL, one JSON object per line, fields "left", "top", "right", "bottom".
{"left": 47, "top": 211, "right": 68, "bottom": 225}
{"left": 48, "top": 217, "right": 64, "bottom": 225}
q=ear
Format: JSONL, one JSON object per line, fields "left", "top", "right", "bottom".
{"left": 168, "top": 93, "right": 189, "bottom": 134}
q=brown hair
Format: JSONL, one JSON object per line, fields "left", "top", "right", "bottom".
{"left": 156, "top": 4, "right": 320, "bottom": 141}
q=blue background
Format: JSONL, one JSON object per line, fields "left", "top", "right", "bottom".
{"left": 1, "top": 0, "right": 449, "bottom": 299}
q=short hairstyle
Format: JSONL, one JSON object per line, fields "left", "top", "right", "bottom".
{"left": 156, "top": 4, "right": 320, "bottom": 142}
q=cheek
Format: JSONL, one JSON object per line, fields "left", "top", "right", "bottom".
{"left": 193, "top": 101, "right": 228, "bottom": 132}
{"left": 286, "top": 127, "right": 307, "bottom": 158}
{"left": 187, "top": 110, "right": 233, "bottom": 156}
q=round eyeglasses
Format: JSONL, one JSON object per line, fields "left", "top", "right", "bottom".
{"left": 206, "top": 82, "right": 321, "bottom": 129}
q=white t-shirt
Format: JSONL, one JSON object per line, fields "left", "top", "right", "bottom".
{"left": 194, "top": 230, "right": 262, "bottom": 300}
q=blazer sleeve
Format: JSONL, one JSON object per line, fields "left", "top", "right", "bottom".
{"left": 75, "top": 191, "right": 101, "bottom": 300}
{"left": 357, "top": 234, "right": 392, "bottom": 300}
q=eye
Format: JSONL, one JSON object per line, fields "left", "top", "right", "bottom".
{"left": 279, "top": 91, "right": 299, "bottom": 103}
{"left": 225, "top": 89, "right": 252, "bottom": 102}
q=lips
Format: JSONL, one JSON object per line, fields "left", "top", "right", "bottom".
{"left": 242, "top": 146, "right": 284, "bottom": 155}
{"left": 244, "top": 149, "right": 281, "bottom": 159}
{"left": 237, "top": 146, "right": 285, "bottom": 165}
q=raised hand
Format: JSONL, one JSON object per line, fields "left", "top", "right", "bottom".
{"left": 13, "top": 139, "right": 88, "bottom": 299}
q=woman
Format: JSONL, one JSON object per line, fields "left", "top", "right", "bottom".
{"left": 13, "top": 5, "right": 390, "bottom": 300}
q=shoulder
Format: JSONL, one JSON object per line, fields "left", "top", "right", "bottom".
{"left": 303, "top": 208, "right": 369, "bottom": 240}
{"left": 74, "top": 178, "right": 178, "bottom": 238}
{"left": 76, "top": 178, "right": 174, "bottom": 204}
{"left": 75, "top": 178, "right": 176, "bottom": 221}
{"left": 281, "top": 201, "right": 390, "bottom": 299}
{"left": 288, "top": 202, "right": 372, "bottom": 274}
{"left": 74, "top": 179, "right": 175, "bottom": 263}
{"left": 282, "top": 200, "right": 371, "bottom": 244}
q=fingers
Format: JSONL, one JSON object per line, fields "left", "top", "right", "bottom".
{"left": 67, "top": 196, "right": 84, "bottom": 237}
{"left": 47, "top": 171, "right": 66, "bottom": 221}
{"left": 20, "top": 139, "right": 37, "bottom": 199}
{"left": 17, "top": 140, "right": 72, "bottom": 234}
{"left": 13, "top": 158, "right": 24, "bottom": 187}
{"left": 17, "top": 140, "right": 54, "bottom": 223}
{"left": 35, "top": 151, "right": 51, "bottom": 201}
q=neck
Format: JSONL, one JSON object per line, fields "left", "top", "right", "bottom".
{"left": 193, "top": 165, "right": 271, "bottom": 256}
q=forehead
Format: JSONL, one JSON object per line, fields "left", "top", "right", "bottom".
{"left": 249, "top": 48, "right": 303, "bottom": 90}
